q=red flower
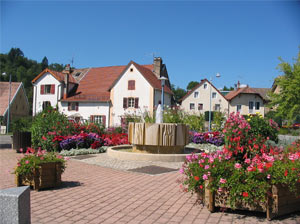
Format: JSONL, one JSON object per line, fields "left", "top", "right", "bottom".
{"left": 194, "top": 176, "right": 200, "bottom": 181}
{"left": 242, "top": 192, "right": 249, "bottom": 197}
{"left": 42, "top": 136, "right": 47, "bottom": 141}
{"left": 284, "top": 170, "right": 288, "bottom": 177}
{"left": 199, "top": 185, "right": 203, "bottom": 189}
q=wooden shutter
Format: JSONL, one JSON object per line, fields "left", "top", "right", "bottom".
{"left": 134, "top": 98, "right": 139, "bottom": 108}
{"left": 40, "top": 85, "right": 44, "bottom": 95}
{"left": 101, "top": 116, "right": 106, "bottom": 127}
{"left": 75, "top": 102, "right": 79, "bottom": 111}
{"left": 128, "top": 80, "right": 135, "bottom": 90}
{"left": 123, "top": 98, "right": 128, "bottom": 109}
{"left": 51, "top": 84, "right": 55, "bottom": 94}
{"left": 68, "top": 102, "right": 71, "bottom": 111}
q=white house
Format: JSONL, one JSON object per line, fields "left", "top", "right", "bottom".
{"left": 32, "top": 58, "right": 173, "bottom": 127}
{"left": 180, "top": 79, "right": 229, "bottom": 115}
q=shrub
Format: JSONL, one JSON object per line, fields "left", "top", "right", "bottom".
{"left": 211, "top": 112, "right": 226, "bottom": 132}
{"left": 11, "top": 116, "right": 32, "bottom": 132}
{"left": 183, "top": 113, "right": 205, "bottom": 132}
{"left": 191, "top": 131, "right": 224, "bottom": 146}
{"left": 60, "top": 133, "right": 104, "bottom": 150}
{"left": 163, "top": 106, "right": 184, "bottom": 123}
{"left": 31, "top": 107, "right": 73, "bottom": 152}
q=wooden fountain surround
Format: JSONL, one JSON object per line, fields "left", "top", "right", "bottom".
{"left": 128, "top": 122, "right": 189, "bottom": 154}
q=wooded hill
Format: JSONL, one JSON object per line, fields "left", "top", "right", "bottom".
{"left": 0, "top": 48, "right": 65, "bottom": 113}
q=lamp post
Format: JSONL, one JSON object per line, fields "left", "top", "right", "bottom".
{"left": 2, "top": 72, "right": 12, "bottom": 134}
{"left": 208, "top": 73, "right": 221, "bottom": 132}
{"left": 159, "top": 76, "right": 168, "bottom": 117}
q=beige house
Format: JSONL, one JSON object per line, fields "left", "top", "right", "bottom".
{"left": 0, "top": 82, "right": 30, "bottom": 132}
{"left": 180, "top": 79, "right": 229, "bottom": 115}
{"left": 225, "top": 86, "right": 270, "bottom": 116}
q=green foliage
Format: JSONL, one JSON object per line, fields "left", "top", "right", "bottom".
{"left": 14, "top": 149, "right": 66, "bottom": 176}
{"left": 223, "top": 86, "right": 234, "bottom": 91}
{"left": 212, "top": 112, "right": 226, "bottom": 131}
{"left": 143, "top": 111, "right": 155, "bottom": 123}
{"left": 11, "top": 116, "right": 32, "bottom": 132}
{"left": 171, "top": 84, "right": 187, "bottom": 103}
{"left": 268, "top": 49, "right": 300, "bottom": 124}
{"left": 163, "top": 106, "right": 184, "bottom": 123}
{"left": 245, "top": 114, "right": 279, "bottom": 143}
{"left": 186, "top": 81, "right": 199, "bottom": 91}
{"left": 183, "top": 113, "right": 205, "bottom": 132}
{"left": 31, "top": 107, "right": 73, "bottom": 152}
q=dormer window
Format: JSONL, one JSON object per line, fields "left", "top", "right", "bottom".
{"left": 74, "top": 72, "right": 81, "bottom": 77}
{"left": 128, "top": 80, "right": 135, "bottom": 90}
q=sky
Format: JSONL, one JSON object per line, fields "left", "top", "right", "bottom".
{"left": 1, "top": 0, "right": 300, "bottom": 90}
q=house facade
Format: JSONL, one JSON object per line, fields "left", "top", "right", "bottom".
{"left": 180, "top": 79, "right": 229, "bottom": 115}
{"left": 0, "top": 82, "right": 30, "bottom": 130}
{"left": 225, "top": 86, "right": 270, "bottom": 116}
{"left": 32, "top": 58, "right": 172, "bottom": 127}
{"left": 180, "top": 80, "right": 270, "bottom": 117}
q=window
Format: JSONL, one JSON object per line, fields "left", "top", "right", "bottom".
{"left": 212, "top": 92, "right": 217, "bottom": 98}
{"left": 198, "top": 103, "right": 203, "bottom": 111}
{"left": 190, "top": 103, "right": 195, "bottom": 110}
{"left": 68, "top": 102, "right": 79, "bottom": 111}
{"left": 130, "top": 68, "right": 133, "bottom": 72}
{"left": 249, "top": 101, "right": 254, "bottom": 113}
{"left": 255, "top": 102, "right": 260, "bottom": 110}
{"left": 74, "top": 72, "right": 81, "bottom": 77}
{"left": 194, "top": 91, "right": 199, "bottom": 98}
{"left": 237, "top": 105, "right": 241, "bottom": 112}
{"left": 214, "top": 104, "right": 220, "bottom": 111}
{"left": 90, "top": 115, "right": 106, "bottom": 126}
{"left": 40, "top": 84, "right": 55, "bottom": 95}
{"left": 42, "top": 101, "right": 51, "bottom": 110}
{"left": 128, "top": 80, "right": 135, "bottom": 90}
{"left": 204, "top": 83, "right": 207, "bottom": 89}
{"left": 123, "top": 97, "right": 139, "bottom": 109}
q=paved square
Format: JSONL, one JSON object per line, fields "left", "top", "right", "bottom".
{"left": 1, "top": 149, "right": 300, "bottom": 223}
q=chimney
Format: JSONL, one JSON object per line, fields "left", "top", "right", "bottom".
{"left": 64, "top": 73, "right": 69, "bottom": 99}
{"left": 237, "top": 81, "right": 240, "bottom": 89}
{"left": 63, "top": 64, "right": 71, "bottom": 74}
{"left": 153, "top": 57, "right": 162, "bottom": 79}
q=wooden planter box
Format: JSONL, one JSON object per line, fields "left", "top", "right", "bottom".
{"left": 12, "top": 131, "right": 31, "bottom": 153}
{"left": 16, "top": 162, "right": 62, "bottom": 191}
{"left": 202, "top": 181, "right": 300, "bottom": 220}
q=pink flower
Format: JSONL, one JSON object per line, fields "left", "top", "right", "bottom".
{"left": 17, "top": 163, "right": 21, "bottom": 167}
{"left": 202, "top": 174, "right": 208, "bottom": 180}
{"left": 25, "top": 160, "right": 29, "bottom": 164}
{"left": 245, "top": 158, "right": 251, "bottom": 164}
{"left": 40, "top": 157, "right": 44, "bottom": 160}
{"left": 179, "top": 168, "right": 184, "bottom": 174}
{"left": 267, "top": 174, "right": 271, "bottom": 179}
{"left": 218, "top": 187, "right": 223, "bottom": 192}
{"left": 220, "top": 178, "right": 226, "bottom": 184}
{"left": 19, "top": 148, "right": 23, "bottom": 152}
{"left": 204, "top": 165, "right": 210, "bottom": 170}
{"left": 234, "top": 163, "right": 242, "bottom": 169}
{"left": 42, "top": 136, "right": 47, "bottom": 141}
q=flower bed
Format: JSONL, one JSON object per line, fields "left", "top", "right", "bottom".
{"left": 181, "top": 112, "right": 300, "bottom": 220}
{"left": 190, "top": 131, "right": 224, "bottom": 146}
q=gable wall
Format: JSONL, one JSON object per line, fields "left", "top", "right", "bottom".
{"left": 228, "top": 94, "right": 265, "bottom": 116}
{"left": 32, "top": 72, "right": 62, "bottom": 115}
{"left": 111, "top": 64, "right": 152, "bottom": 126}
{"left": 181, "top": 81, "right": 229, "bottom": 115}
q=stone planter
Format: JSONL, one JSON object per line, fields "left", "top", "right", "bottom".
{"left": 12, "top": 131, "right": 31, "bottom": 153}
{"left": 16, "top": 162, "right": 62, "bottom": 191}
{"left": 202, "top": 181, "right": 300, "bottom": 220}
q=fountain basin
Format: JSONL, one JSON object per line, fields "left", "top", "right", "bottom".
{"left": 107, "top": 145, "right": 201, "bottom": 162}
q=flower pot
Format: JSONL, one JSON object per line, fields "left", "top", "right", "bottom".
{"left": 202, "top": 181, "right": 300, "bottom": 220}
{"left": 12, "top": 131, "right": 31, "bottom": 153}
{"left": 15, "top": 162, "right": 62, "bottom": 191}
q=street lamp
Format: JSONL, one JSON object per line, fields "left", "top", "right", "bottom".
{"left": 2, "top": 72, "right": 12, "bottom": 134}
{"left": 208, "top": 73, "right": 221, "bottom": 132}
{"left": 159, "top": 76, "right": 168, "bottom": 115}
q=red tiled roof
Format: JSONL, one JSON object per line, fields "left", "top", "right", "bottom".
{"left": 32, "top": 68, "right": 76, "bottom": 84}
{"left": 62, "top": 61, "right": 172, "bottom": 102}
{"left": 225, "top": 87, "right": 269, "bottom": 102}
{"left": 0, "top": 82, "right": 22, "bottom": 116}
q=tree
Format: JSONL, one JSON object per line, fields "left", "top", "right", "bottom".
{"left": 171, "top": 84, "right": 187, "bottom": 104}
{"left": 268, "top": 50, "right": 300, "bottom": 124}
{"left": 8, "top": 48, "right": 24, "bottom": 62}
{"left": 41, "top": 56, "right": 48, "bottom": 70}
{"left": 223, "top": 86, "right": 234, "bottom": 91}
{"left": 186, "top": 81, "right": 199, "bottom": 91}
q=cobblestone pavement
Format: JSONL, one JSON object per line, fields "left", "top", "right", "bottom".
{"left": 1, "top": 149, "right": 300, "bottom": 224}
